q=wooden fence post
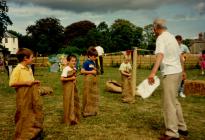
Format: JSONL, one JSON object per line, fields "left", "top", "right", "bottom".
{"left": 132, "top": 47, "right": 137, "bottom": 96}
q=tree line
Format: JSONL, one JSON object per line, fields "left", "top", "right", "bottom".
{"left": 1, "top": 10, "right": 192, "bottom": 55}
{"left": 0, "top": 0, "right": 12, "bottom": 51}
{"left": 7, "top": 17, "right": 157, "bottom": 55}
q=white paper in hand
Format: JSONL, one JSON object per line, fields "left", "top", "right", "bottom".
{"left": 136, "top": 76, "right": 160, "bottom": 99}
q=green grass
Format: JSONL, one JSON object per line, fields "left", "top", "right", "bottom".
{"left": 0, "top": 67, "right": 205, "bottom": 140}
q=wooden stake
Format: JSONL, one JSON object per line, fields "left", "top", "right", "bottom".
{"left": 132, "top": 47, "right": 137, "bottom": 96}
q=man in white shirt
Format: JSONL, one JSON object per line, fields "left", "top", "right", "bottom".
{"left": 95, "top": 45, "right": 104, "bottom": 74}
{"left": 175, "top": 35, "right": 190, "bottom": 98}
{"left": 148, "top": 19, "right": 188, "bottom": 140}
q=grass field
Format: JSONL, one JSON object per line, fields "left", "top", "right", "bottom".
{"left": 0, "top": 67, "right": 205, "bottom": 140}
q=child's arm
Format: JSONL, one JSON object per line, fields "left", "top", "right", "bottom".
{"left": 60, "top": 67, "right": 77, "bottom": 82}
{"left": 120, "top": 70, "right": 131, "bottom": 77}
{"left": 60, "top": 76, "right": 76, "bottom": 82}
{"left": 10, "top": 80, "right": 40, "bottom": 88}
{"left": 81, "top": 68, "right": 97, "bottom": 75}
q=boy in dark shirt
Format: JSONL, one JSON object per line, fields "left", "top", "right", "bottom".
{"left": 81, "top": 47, "right": 99, "bottom": 117}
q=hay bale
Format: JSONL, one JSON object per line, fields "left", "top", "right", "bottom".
{"left": 38, "top": 86, "right": 53, "bottom": 96}
{"left": 105, "top": 80, "right": 122, "bottom": 93}
{"left": 184, "top": 80, "right": 205, "bottom": 96}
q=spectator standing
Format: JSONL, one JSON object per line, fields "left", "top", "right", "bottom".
{"left": 95, "top": 45, "right": 104, "bottom": 74}
{"left": 199, "top": 50, "right": 205, "bottom": 75}
{"left": 0, "top": 57, "right": 4, "bottom": 72}
{"left": 175, "top": 35, "right": 190, "bottom": 98}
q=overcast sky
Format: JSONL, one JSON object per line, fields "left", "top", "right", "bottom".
{"left": 6, "top": 0, "right": 205, "bottom": 39}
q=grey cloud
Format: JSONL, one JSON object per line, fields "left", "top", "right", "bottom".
{"left": 174, "top": 14, "right": 187, "bottom": 20}
{"left": 7, "top": 0, "right": 205, "bottom": 14}
{"left": 195, "top": 2, "right": 205, "bottom": 15}
{"left": 8, "top": 0, "right": 159, "bottom": 12}
{"left": 172, "top": 14, "right": 201, "bottom": 21}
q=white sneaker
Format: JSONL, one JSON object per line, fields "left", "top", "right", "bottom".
{"left": 180, "top": 92, "right": 186, "bottom": 98}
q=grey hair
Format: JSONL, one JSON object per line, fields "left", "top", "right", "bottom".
{"left": 153, "top": 18, "right": 167, "bottom": 29}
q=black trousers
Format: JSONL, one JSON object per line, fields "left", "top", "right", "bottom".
{"left": 95, "top": 56, "right": 104, "bottom": 74}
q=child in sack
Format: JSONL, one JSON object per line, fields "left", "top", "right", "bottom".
{"left": 60, "top": 54, "right": 80, "bottom": 125}
{"left": 9, "top": 48, "right": 44, "bottom": 140}
{"left": 119, "top": 56, "right": 135, "bottom": 103}
{"left": 81, "top": 47, "right": 99, "bottom": 117}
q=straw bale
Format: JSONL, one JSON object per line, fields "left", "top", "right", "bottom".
{"left": 38, "top": 86, "right": 53, "bottom": 96}
{"left": 184, "top": 80, "right": 205, "bottom": 96}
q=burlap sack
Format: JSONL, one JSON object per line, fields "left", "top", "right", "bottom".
{"left": 38, "top": 86, "right": 53, "bottom": 96}
{"left": 14, "top": 84, "right": 43, "bottom": 140}
{"left": 105, "top": 80, "right": 122, "bottom": 93}
{"left": 121, "top": 75, "right": 135, "bottom": 103}
{"left": 82, "top": 75, "right": 99, "bottom": 117}
{"left": 62, "top": 81, "right": 80, "bottom": 124}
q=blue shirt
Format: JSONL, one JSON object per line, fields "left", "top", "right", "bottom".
{"left": 82, "top": 59, "right": 96, "bottom": 71}
{"left": 180, "top": 44, "right": 190, "bottom": 53}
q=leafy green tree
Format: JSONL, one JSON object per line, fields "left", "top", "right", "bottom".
{"left": 133, "top": 26, "right": 143, "bottom": 48}
{"left": 0, "top": 1, "right": 12, "bottom": 42}
{"left": 97, "top": 21, "right": 109, "bottom": 32}
{"left": 64, "top": 20, "right": 96, "bottom": 44}
{"left": 96, "top": 22, "right": 112, "bottom": 52}
{"left": 64, "top": 20, "right": 96, "bottom": 54}
{"left": 86, "top": 28, "right": 101, "bottom": 46}
{"left": 58, "top": 46, "right": 82, "bottom": 55}
{"left": 86, "top": 22, "right": 111, "bottom": 52}
{"left": 183, "top": 39, "right": 192, "bottom": 48}
{"left": 143, "top": 24, "right": 156, "bottom": 51}
{"left": 110, "top": 19, "right": 143, "bottom": 52}
{"left": 26, "top": 17, "right": 64, "bottom": 55}
{"left": 7, "top": 30, "right": 22, "bottom": 38}
{"left": 69, "top": 37, "right": 88, "bottom": 54}
{"left": 85, "top": 21, "right": 112, "bottom": 52}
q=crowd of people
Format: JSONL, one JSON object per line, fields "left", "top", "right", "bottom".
{"left": 6, "top": 18, "right": 205, "bottom": 140}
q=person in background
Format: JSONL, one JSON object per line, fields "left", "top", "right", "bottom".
{"left": 9, "top": 48, "right": 44, "bottom": 140}
{"left": 175, "top": 35, "right": 190, "bottom": 98}
{"left": 119, "top": 56, "right": 135, "bottom": 103}
{"left": 4, "top": 54, "right": 18, "bottom": 77}
{"left": 148, "top": 19, "right": 188, "bottom": 140}
{"left": 95, "top": 44, "right": 104, "bottom": 75}
{"left": 30, "top": 64, "right": 35, "bottom": 75}
{"left": 81, "top": 47, "right": 99, "bottom": 117}
{"left": 0, "top": 57, "right": 4, "bottom": 72}
{"left": 175, "top": 35, "right": 190, "bottom": 54}
{"left": 199, "top": 50, "right": 205, "bottom": 75}
{"left": 60, "top": 54, "right": 80, "bottom": 125}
